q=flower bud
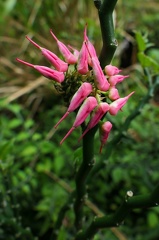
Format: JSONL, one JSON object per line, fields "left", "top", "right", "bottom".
{"left": 109, "top": 75, "right": 129, "bottom": 86}
{"left": 60, "top": 96, "right": 97, "bottom": 144}
{"left": 16, "top": 58, "right": 65, "bottom": 83}
{"left": 91, "top": 57, "right": 110, "bottom": 91}
{"left": 77, "top": 26, "right": 89, "bottom": 74}
{"left": 105, "top": 64, "right": 121, "bottom": 76}
{"left": 99, "top": 121, "right": 112, "bottom": 153}
{"left": 108, "top": 86, "right": 120, "bottom": 100}
{"left": 50, "top": 30, "right": 77, "bottom": 64}
{"left": 68, "top": 45, "right": 80, "bottom": 59}
{"left": 26, "top": 36, "right": 68, "bottom": 72}
{"left": 54, "top": 82, "right": 92, "bottom": 128}
{"left": 79, "top": 102, "right": 109, "bottom": 140}
{"left": 84, "top": 25, "right": 97, "bottom": 65}
{"left": 109, "top": 91, "right": 134, "bottom": 115}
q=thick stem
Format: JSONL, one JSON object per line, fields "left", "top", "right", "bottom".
{"left": 74, "top": 126, "right": 97, "bottom": 229}
{"left": 97, "top": 0, "right": 118, "bottom": 67}
{"left": 74, "top": 0, "right": 119, "bottom": 233}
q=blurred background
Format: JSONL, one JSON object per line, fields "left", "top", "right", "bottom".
{"left": 0, "top": 0, "right": 159, "bottom": 239}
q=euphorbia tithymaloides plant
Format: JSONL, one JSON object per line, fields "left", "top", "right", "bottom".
{"left": 16, "top": 25, "right": 134, "bottom": 152}
{"left": 16, "top": 0, "right": 159, "bottom": 238}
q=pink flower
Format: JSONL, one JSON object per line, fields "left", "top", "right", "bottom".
{"left": 60, "top": 96, "right": 97, "bottom": 144}
{"left": 77, "top": 26, "right": 89, "bottom": 74}
{"left": 91, "top": 57, "right": 110, "bottom": 91}
{"left": 16, "top": 25, "right": 135, "bottom": 149}
{"left": 54, "top": 82, "right": 93, "bottom": 128}
{"left": 16, "top": 58, "right": 65, "bottom": 83}
{"left": 78, "top": 102, "right": 110, "bottom": 140}
{"left": 105, "top": 64, "right": 121, "bottom": 76}
{"left": 86, "top": 40, "right": 97, "bottom": 61}
{"left": 26, "top": 36, "right": 68, "bottom": 72}
{"left": 109, "top": 75, "right": 129, "bottom": 86}
{"left": 84, "top": 25, "right": 97, "bottom": 65}
{"left": 109, "top": 91, "right": 134, "bottom": 115}
{"left": 99, "top": 121, "right": 112, "bottom": 153}
{"left": 50, "top": 30, "right": 77, "bottom": 64}
{"left": 68, "top": 45, "right": 80, "bottom": 59}
{"left": 108, "top": 86, "right": 120, "bottom": 100}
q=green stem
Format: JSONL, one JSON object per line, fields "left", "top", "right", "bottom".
{"left": 97, "top": 0, "right": 118, "bottom": 67}
{"left": 75, "top": 183, "right": 159, "bottom": 240}
{"left": 74, "top": 0, "right": 119, "bottom": 233}
{"left": 74, "top": 126, "right": 97, "bottom": 229}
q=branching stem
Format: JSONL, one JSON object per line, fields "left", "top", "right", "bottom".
{"left": 75, "top": 183, "right": 159, "bottom": 240}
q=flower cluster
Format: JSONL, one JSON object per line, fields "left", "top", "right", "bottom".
{"left": 16, "top": 25, "right": 134, "bottom": 152}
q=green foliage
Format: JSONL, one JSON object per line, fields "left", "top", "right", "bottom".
{"left": 135, "top": 32, "right": 159, "bottom": 74}
{"left": 0, "top": 98, "right": 77, "bottom": 239}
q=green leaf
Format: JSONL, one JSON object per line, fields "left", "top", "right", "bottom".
{"left": 8, "top": 118, "right": 22, "bottom": 129}
{"left": 147, "top": 211, "right": 159, "bottom": 228}
{"left": 39, "top": 140, "right": 53, "bottom": 154}
{"left": 147, "top": 48, "right": 159, "bottom": 62}
{"left": 36, "top": 158, "right": 52, "bottom": 172}
{"left": 0, "top": 0, "right": 17, "bottom": 20}
{"left": 0, "top": 158, "right": 13, "bottom": 171}
{"left": 24, "top": 119, "right": 34, "bottom": 129}
{"left": 20, "top": 145, "right": 37, "bottom": 157}
{"left": 32, "top": 133, "right": 42, "bottom": 141}
{"left": 16, "top": 132, "right": 30, "bottom": 141}
{"left": 112, "top": 168, "right": 124, "bottom": 183}
{"left": 0, "top": 140, "right": 14, "bottom": 159}
{"left": 138, "top": 52, "right": 159, "bottom": 71}
{"left": 57, "top": 227, "right": 67, "bottom": 240}
{"left": 53, "top": 149, "right": 65, "bottom": 173}
{"left": 135, "top": 32, "right": 147, "bottom": 52}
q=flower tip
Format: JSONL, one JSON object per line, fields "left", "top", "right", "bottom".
{"left": 25, "top": 35, "right": 41, "bottom": 49}
{"left": 50, "top": 29, "right": 57, "bottom": 41}
{"left": 25, "top": 35, "right": 30, "bottom": 40}
{"left": 129, "top": 91, "right": 135, "bottom": 98}
{"left": 16, "top": 58, "right": 34, "bottom": 68}
{"left": 84, "top": 24, "right": 88, "bottom": 39}
{"left": 54, "top": 112, "right": 69, "bottom": 129}
{"left": 60, "top": 127, "right": 75, "bottom": 145}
